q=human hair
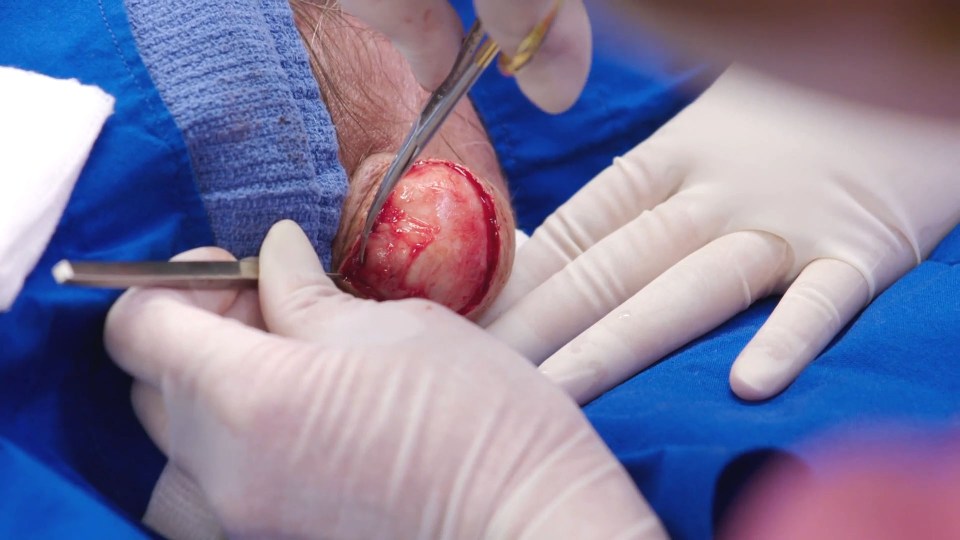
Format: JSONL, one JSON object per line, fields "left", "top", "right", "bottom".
{"left": 290, "top": 0, "right": 411, "bottom": 175}
{"left": 289, "top": 0, "right": 482, "bottom": 179}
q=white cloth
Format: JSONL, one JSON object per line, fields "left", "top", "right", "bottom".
{"left": 0, "top": 66, "right": 114, "bottom": 311}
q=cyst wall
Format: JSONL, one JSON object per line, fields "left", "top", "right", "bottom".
{"left": 334, "top": 159, "right": 515, "bottom": 320}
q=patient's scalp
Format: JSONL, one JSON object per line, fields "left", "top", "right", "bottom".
{"left": 335, "top": 159, "right": 514, "bottom": 319}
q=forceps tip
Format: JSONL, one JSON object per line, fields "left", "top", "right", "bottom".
{"left": 52, "top": 260, "right": 74, "bottom": 284}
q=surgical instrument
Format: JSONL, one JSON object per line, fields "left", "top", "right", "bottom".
{"left": 357, "top": 5, "right": 560, "bottom": 262}
{"left": 52, "top": 259, "right": 340, "bottom": 289}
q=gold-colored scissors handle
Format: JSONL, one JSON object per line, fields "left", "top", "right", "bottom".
{"left": 498, "top": 0, "right": 564, "bottom": 75}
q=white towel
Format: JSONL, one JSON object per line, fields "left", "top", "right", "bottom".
{"left": 0, "top": 66, "right": 114, "bottom": 311}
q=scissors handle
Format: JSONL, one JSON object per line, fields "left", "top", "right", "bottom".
{"left": 53, "top": 259, "right": 340, "bottom": 289}
{"left": 419, "top": 20, "right": 500, "bottom": 132}
{"left": 357, "top": 21, "right": 500, "bottom": 262}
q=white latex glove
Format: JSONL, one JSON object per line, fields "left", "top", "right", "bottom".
{"left": 336, "top": 0, "right": 591, "bottom": 113}
{"left": 105, "top": 221, "right": 664, "bottom": 539}
{"left": 481, "top": 65, "right": 960, "bottom": 403}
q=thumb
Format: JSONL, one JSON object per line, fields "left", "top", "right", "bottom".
{"left": 258, "top": 220, "right": 363, "bottom": 340}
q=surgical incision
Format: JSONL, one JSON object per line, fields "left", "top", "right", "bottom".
{"left": 333, "top": 159, "right": 515, "bottom": 320}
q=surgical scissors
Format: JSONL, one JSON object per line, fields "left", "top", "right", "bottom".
{"left": 357, "top": 20, "right": 500, "bottom": 263}
{"left": 357, "top": 0, "right": 563, "bottom": 263}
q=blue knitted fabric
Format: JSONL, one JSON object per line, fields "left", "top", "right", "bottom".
{"left": 124, "top": 0, "right": 347, "bottom": 267}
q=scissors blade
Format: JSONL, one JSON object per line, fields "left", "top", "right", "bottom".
{"left": 52, "top": 259, "right": 340, "bottom": 289}
{"left": 357, "top": 21, "right": 500, "bottom": 263}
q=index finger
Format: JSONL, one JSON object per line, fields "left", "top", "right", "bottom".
{"left": 105, "top": 286, "right": 289, "bottom": 389}
{"left": 477, "top": 0, "right": 591, "bottom": 112}
{"left": 164, "top": 247, "right": 263, "bottom": 328}
{"left": 478, "top": 143, "right": 678, "bottom": 325}
{"left": 338, "top": 0, "right": 463, "bottom": 90}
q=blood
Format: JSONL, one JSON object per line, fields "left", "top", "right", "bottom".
{"left": 453, "top": 161, "right": 500, "bottom": 315}
{"left": 338, "top": 159, "right": 501, "bottom": 316}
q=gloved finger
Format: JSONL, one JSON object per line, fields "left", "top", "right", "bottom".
{"left": 338, "top": 0, "right": 463, "bottom": 90}
{"left": 132, "top": 381, "right": 169, "bottom": 456}
{"left": 260, "top": 221, "right": 440, "bottom": 347}
{"left": 166, "top": 247, "right": 264, "bottom": 329}
{"left": 479, "top": 144, "right": 679, "bottom": 325}
{"left": 106, "top": 284, "right": 294, "bottom": 390}
{"left": 540, "top": 231, "right": 789, "bottom": 404}
{"left": 258, "top": 220, "right": 368, "bottom": 342}
{"left": 729, "top": 258, "right": 869, "bottom": 401}
{"left": 477, "top": 0, "right": 591, "bottom": 113}
{"left": 485, "top": 195, "right": 714, "bottom": 365}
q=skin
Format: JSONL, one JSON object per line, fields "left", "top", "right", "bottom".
{"left": 291, "top": 2, "right": 516, "bottom": 318}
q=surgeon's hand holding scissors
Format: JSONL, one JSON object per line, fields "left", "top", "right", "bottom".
{"left": 106, "top": 221, "right": 664, "bottom": 539}
{"left": 481, "top": 66, "right": 960, "bottom": 403}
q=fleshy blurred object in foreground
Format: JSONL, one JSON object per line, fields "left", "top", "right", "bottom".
{"left": 587, "top": 0, "right": 960, "bottom": 118}
{"left": 719, "top": 433, "right": 960, "bottom": 539}
{"left": 0, "top": 66, "right": 114, "bottom": 310}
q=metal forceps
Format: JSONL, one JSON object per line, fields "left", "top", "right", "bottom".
{"left": 357, "top": 20, "right": 500, "bottom": 262}
{"left": 52, "top": 259, "right": 341, "bottom": 289}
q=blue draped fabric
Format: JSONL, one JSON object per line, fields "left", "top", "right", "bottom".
{"left": 124, "top": 0, "right": 347, "bottom": 265}
{"left": 0, "top": 0, "right": 208, "bottom": 535}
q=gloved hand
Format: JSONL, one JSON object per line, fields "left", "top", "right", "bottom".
{"left": 336, "top": 0, "right": 591, "bottom": 113}
{"left": 105, "top": 221, "right": 664, "bottom": 539}
{"left": 480, "top": 65, "right": 960, "bottom": 403}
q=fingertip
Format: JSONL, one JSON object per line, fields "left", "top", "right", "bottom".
{"left": 509, "top": 0, "right": 592, "bottom": 113}
{"left": 260, "top": 219, "right": 336, "bottom": 301}
{"left": 515, "top": 52, "right": 590, "bottom": 115}
{"left": 260, "top": 220, "right": 327, "bottom": 281}
{"left": 539, "top": 356, "right": 600, "bottom": 405}
{"left": 264, "top": 219, "right": 309, "bottom": 247}
{"left": 729, "top": 370, "right": 775, "bottom": 402}
{"left": 729, "top": 355, "right": 787, "bottom": 401}
{"left": 259, "top": 220, "right": 354, "bottom": 337}
{"left": 730, "top": 258, "right": 869, "bottom": 401}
